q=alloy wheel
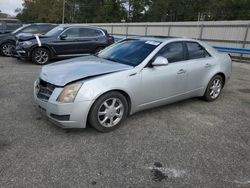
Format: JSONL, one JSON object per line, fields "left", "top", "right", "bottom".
{"left": 34, "top": 50, "right": 49, "bottom": 64}
{"left": 2, "top": 43, "right": 14, "bottom": 56}
{"left": 97, "top": 97, "right": 124, "bottom": 128}
{"left": 209, "top": 78, "right": 222, "bottom": 99}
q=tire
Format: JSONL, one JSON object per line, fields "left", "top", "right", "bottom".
{"left": 203, "top": 75, "right": 224, "bottom": 102}
{"left": 88, "top": 91, "right": 129, "bottom": 132}
{"left": 32, "top": 48, "right": 50, "bottom": 65}
{"left": 0, "top": 42, "right": 15, "bottom": 56}
{"left": 94, "top": 46, "right": 104, "bottom": 53}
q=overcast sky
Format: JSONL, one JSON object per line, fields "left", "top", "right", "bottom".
{"left": 0, "top": 0, "right": 23, "bottom": 15}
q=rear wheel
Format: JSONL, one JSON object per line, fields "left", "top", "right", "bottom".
{"left": 32, "top": 48, "right": 50, "bottom": 65}
{"left": 203, "top": 75, "right": 224, "bottom": 101}
{"left": 0, "top": 42, "right": 15, "bottom": 56}
{"left": 88, "top": 92, "right": 128, "bottom": 132}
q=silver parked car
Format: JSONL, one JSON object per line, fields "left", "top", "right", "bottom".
{"left": 34, "top": 37, "right": 232, "bottom": 132}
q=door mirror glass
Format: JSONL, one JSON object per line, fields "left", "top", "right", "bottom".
{"left": 152, "top": 56, "right": 169, "bottom": 66}
{"left": 60, "top": 34, "right": 67, "bottom": 40}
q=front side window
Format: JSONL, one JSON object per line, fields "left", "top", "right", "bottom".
{"left": 63, "top": 28, "right": 80, "bottom": 38}
{"left": 98, "top": 39, "right": 161, "bottom": 66}
{"left": 186, "top": 42, "right": 211, "bottom": 60}
{"left": 45, "top": 26, "right": 65, "bottom": 37}
{"left": 156, "top": 42, "right": 185, "bottom": 63}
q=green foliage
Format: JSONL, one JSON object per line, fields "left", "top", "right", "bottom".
{"left": 16, "top": 0, "right": 250, "bottom": 23}
{"left": 17, "top": 0, "right": 64, "bottom": 23}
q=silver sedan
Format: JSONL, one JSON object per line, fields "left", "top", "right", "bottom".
{"left": 34, "top": 37, "right": 232, "bottom": 132}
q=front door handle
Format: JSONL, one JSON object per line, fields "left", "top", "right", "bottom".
{"left": 177, "top": 69, "right": 186, "bottom": 74}
{"left": 205, "top": 63, "right": 212, "bottom": 68}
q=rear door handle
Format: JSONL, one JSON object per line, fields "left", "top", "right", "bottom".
{"left": 177, "top": 69, "right": 187, "bottom": 74}
{"left": 205, "top": 63, "right": 212, "bottom": 68}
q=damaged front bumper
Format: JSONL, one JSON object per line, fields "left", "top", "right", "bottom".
{"left": 33, "top": 80, "right": 93, "bottom": 128}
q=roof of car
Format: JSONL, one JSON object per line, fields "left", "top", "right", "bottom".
{"left": 27, "top": 23, "right": 58, "bottom": 26}
{"left": 58, "top": 24, "right": 105, "bottom": 30}
{"left": 130, "top": 36, "right": 180, "bottom": 42}
{"left": 0, "top": 18, "right": 21, "bottom": 21}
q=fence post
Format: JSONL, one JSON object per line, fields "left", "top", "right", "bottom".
{"left": 126, "top": 24, "right": 129, "bottom": 38}
{"left": 168, "top": 24, "right": 171, "bottom": 36}
{"left": 111, "top": 24, "right": 114, "bottom": 35}
{"left": 199, "top": 24, "right": 204, "bottom": 39}
{"left": 243, "top": 23, "right": 250, "bottom": 48}
{"left": 145, "top": 24, "right": 148, "bottom": 36}
{"left": 240, "top": 23, "right": 250, "bottom": 61}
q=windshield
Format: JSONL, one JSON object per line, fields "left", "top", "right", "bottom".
{"left": 98, "top": 39, "right": 161, "bottom": 66}
{"left": 45, "top": 26, "right": 65, "bottom": 37}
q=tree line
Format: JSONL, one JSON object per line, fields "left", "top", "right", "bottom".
{"left": 16, "top": 0, "right": 250, "bottom": 23}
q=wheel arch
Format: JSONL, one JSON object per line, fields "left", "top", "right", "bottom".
{"left": 202, "top": 72, "right": 226, "bottom": 96}
{"left": 87, "top": 89, "right": 132, "bottom": 122}
{"left": 0, "top": 39, "right": 16, "bottom": 46}
{"left": 216, "top": 72, "right": 226, "bottom": 86}
{"left": 30, "top": 45, "right": 54, "bottom": 58}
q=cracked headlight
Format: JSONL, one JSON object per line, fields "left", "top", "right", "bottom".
{"left": 57, "top": 83, "right": 82, "bottom": 103}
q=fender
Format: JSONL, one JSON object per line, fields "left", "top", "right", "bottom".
{"left": 29, "top": 44, "right": 56, "bottom": 58}
{"left": 0, "top": 39, "right": 15, "bottom": 46}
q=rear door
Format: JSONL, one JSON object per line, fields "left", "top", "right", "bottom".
{"left": 76, "top": 28, "right": 103, "bottom": 53}
{"left": 184, "top": 41, "right": 215, "bottom": 92}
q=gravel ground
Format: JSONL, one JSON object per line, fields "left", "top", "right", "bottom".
{"left": 0, "top": 57, "right": 249, "bottom": 188}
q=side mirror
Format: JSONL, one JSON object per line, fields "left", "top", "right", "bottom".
{"left": 151, "top": 56, "right": 169, "bottom": 66}
{"left": 60, "top": 34, "right": 67, "bottom": 40}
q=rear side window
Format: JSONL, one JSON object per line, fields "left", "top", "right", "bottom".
{"left": 156, "top": 42, "right": 185, "bottom": 63}
{"left": 186, "top": 42, "right": 211, "bottom": 60}
{"left": 80, "top": 28, "right": 103, "bottom": 37}
{"left": 64, "top": 28, "right": 80, "bottom": 38}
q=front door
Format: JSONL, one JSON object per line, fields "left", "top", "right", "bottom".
{"left": 51, "top": 27, "right": 83, "bottom": 55}
{"left": 140, "top": 42, "right": 188, "bottom": 105}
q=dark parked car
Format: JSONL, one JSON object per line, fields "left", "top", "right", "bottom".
{"left": 0, "top": 23, "right": 57, "bottom": 56}
{"left": 0, "top": 19, "right": 22, "bottom": 34}
{"left": 15, "top": 24, "right": 114, "bottom": 64}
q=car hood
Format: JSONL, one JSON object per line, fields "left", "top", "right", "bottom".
{"left": 40, "top": 56, "right": 133, "bottom": 86}
{"left": 0, "top": 33, "right": 13, "bottom": 40}
{"left": 17, "top": 33, "right": 49, "bottom": 41}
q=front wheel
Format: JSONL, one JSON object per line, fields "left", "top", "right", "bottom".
{"left": 88, "top": 92, "right": 128, "bottom": 132}
{"left": 0, "top": 42, "right": 15, "bottom": 56}
{"left": 32, "top": 48, "right": 50, "bottom": 65}
{"left": 203, "top": 75, "right": 224, "bottom": 101}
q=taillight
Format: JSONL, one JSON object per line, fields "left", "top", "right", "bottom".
{"left": 108, "top": 36, "right": 114, "bottom": 45}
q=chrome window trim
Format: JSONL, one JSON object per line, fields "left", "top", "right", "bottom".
{"left": 58, "top": 26, "right": 105, "bottom": 40}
